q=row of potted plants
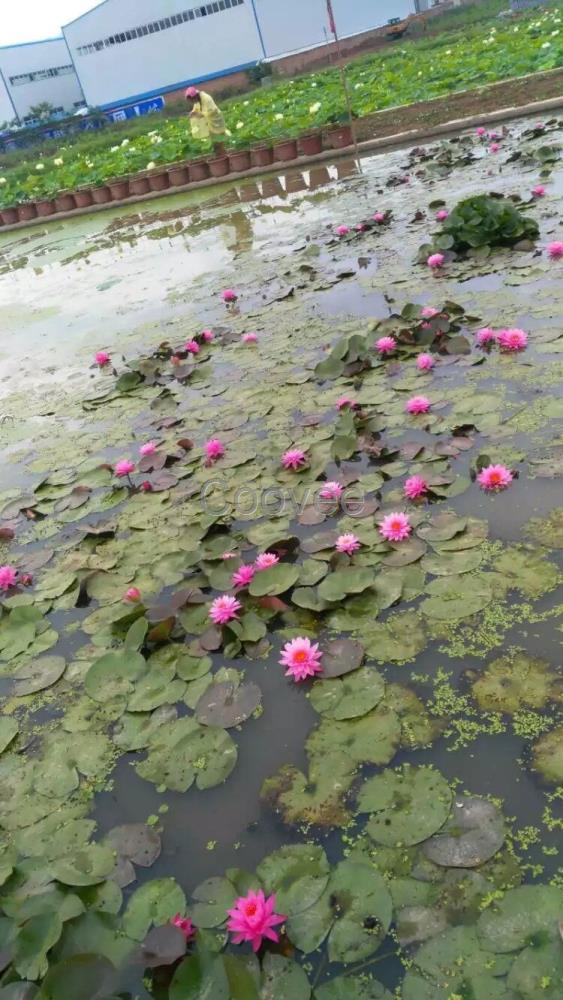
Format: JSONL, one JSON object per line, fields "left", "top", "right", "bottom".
{"left": 0, "top": 124, "right": 352, "bottom": 226}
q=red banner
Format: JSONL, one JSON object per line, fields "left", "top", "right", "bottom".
{"left": 326, "top": 0, "right": 337, "bottom": 36}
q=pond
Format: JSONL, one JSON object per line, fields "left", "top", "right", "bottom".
{"left": 0, "top": 120, "right": 562, "bottom": 999}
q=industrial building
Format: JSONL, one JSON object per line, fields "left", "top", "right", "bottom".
{"left": 0, "top": 37, "right": 85, "bottom": 126}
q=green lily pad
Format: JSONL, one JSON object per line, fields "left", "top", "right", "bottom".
{"left": 256, "top": 844, "right": 330, "bottom": 917}
{"left": 12, "top": 912, "right": 63, "bottom": 981}
{"left": 417, "top": 513, "right": 468, "bottom": 543}
{"left": 421, "top": 548, "right": 483, "bottom": 576}
{"left": 429, "top": 517, "right": 487, "bottom": 552}
{"left": 12, "top": 656, "right": 66, "bottom": 696}
{"left": 470, "top": 653, "right": 562, "bottom": 714}
{"left": 309, "top": 666, "right": 385, "bottom": 720}
{"left": 402, "top": 925, "right": 513, "bottom": 1000}
{"left": 477, "top": 884, "right": 562, "bottom": 953}
{"left": 420, "top": 575, "right": 492, "bottom": 620}
{"left": 37, "top": 955, "right": 118, "bottom": 999}
{"left": 525, "top": 507, "right": 563, "bottom": 548}
{"left": 141, "top": 924, "right": 187, "bottom": 968}
{"left": 195, "top": 680, "right": 261, "bottom": 728}
{"left": 136, "top": 717, "right": 237, "bottom": 791}
{"left": 531, "top": 724, "right": 563, "bottom": 784}
{"left": 321, "top": 638, "right": 364, "bottom": 677}
{"left": 0, "top": 717, "right": 18, "bottom": 754}
{"left": 261, "top": 953, "right": 310, "bottom": 999}
{"left": 488, "top": 546, "right": 560, "bottom": 600}
{"left": 424, "top": 798, "right": 505, "bottom": 867}
{"left": 385, "top": 683, "right": 444, "bottom": 749}
{"left": 315, "top": 977, "right": 392, "bottom": 999}
{"left": 52, "top": 844, "right": 116, "bottom": 886}
{"left": 358, "top": 765, "right": 452, "bottom": 846}
{"left": 170, "top": 953, "right": 228, "bottom": 1000}
{"left": 189, "top": 875, "right": 236, "bottom": 928}
{"left": 105, "top": 824, "right": 161, "bottom": 868}
{"left": 362, "top": 611, "right": 427, "bottom": 663}
{"left": 318, "top": 568, "right": 374, "bottom": 602}
{"left": 506, "top": 939, "right": 563, "bottom": 999}
{"left": 249, "top": 564, "right": 300, "bottom": 596}
{"left": 307, "top": 704, "right": 401, "bottom": 768}
{"left": 84, "top": 650, "right": 146, "bottom": 703}
{"left": 123, "top": 877, "right": 186, "bottom": 940}
{"left": 261, "top": 753, "right": 355, "bottom": 828}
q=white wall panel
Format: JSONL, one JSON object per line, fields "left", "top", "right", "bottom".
{"left": 0, "top": 38, "right": 84, "bottom": 121}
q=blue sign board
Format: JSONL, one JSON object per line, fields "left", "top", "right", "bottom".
{"left": 106, "top": 96, "right": 165, "bottom": 123}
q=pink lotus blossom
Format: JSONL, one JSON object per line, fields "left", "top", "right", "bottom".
{"left": 477, "top": 464, "right": 513, "bottom": 492}
{"left": 535, "top": 122, "right": 545, "bottom": 130}
{"left": 375, "top": 336, "right": 396, "bottom": 356}
{"left": 373, "top": 211, "right": 386, "bottom": 223}
{"left": 532, "top": 185, "right": 546, "bottom": 197}
{"left": 171, "top": 914, "right": 196, "bottom": 941}
{"left": 209, "top": 594, "right": 242, "bottom": 625}
{"left": 185, "top": 340, "right": 200, "bottom": 354}
{"left": 547, "top": 241, "right": 563, "bottom": 260}
{"left": 476, "top": 127, "right": 486, "bottom": 137}
{"left": 355, "top": 223, "right": 367, "bottom": 232}
{"left": 242, "top": 332, "right": 258, "bottom": 343}
{"left": 205, "top": 439, "right": 225, "bottom": 462}
{"left": 404, "top": 475, "right": 428, "bottom": 500}
{"left": 139, "top": 441, "right": 157, "bottom": 456}
{"left": 379, "top": 512, "right": 412, "bottom": 543}
{"left": 0, "top": 566, "right": 17, "bottom": 590}
{"left": 255, "top": 552, "right": 279, "bottom": 570}
{"left": 476, "top": 327, "right": 496, "bottom": 347}
{"left": 488, "top": 130, "right": 500, "bottom": 140}
{"left": 141, "top": 481, "right": 153, "bottom": 492}
{"left": 282, "top": 448, "right": 307, "bottom": 470}
{"left": 202, "top": 329, "right": 214, "bottom": 342}
{"left": 417, "top": 353, "right": 435, "bottom": 371}
{"left": 427, "top": 253, "right": 445, "bottom": 269}
{"left": 406, "top": 395, "right": 431, "bottom": 415}
{"left": 171, "top": 355, "right": 181, "bottom": 366}
{"left": 497, "top": 328, "right": 528, "bottom": 352}
{"left": 114, "top": 459, "right": 135, "bottom": 477}
{"left": 489, "top": 143, "right": 501, "bottom": 153}
{"left": 336, "top": 533, "right": 360, "bottom": 555}
{"left": 222, "top": 289, "right": 238, "bottom": 303}
{"left": 124, "top": 587, "right": 141, "bottom": 602}
{"left": 227, "top": 890, "right": 286, "bottom": 952}
{"left": 435, "top": 209, "right": 449, "bottom": 221}
{"left": 336, "top": 396, "right": 354, "bottom": 410}
{"left": 421, "top": 306, "right": 439, "bottom": 319}
{"left": 95, "top": 351, "right": 110, "bottom": 366}
{"left": 335, "top": 225, "right": 350, "bottom": 236}
{"left": 232, "top": 564, "right": 256, "bottom": 588}
{"left": 320, "top": 481, "right": 343, "bottom": 500}
{"left": 280, "top": 637, "right": 323, "bottom": 682}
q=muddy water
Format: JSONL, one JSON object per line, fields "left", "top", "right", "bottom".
{"left": 1, "top": 120, "right": 562, "bottom": 995}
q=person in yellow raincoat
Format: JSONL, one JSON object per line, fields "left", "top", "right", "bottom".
{"left": 185, "top": 86, "right": 230, "bottom": 155}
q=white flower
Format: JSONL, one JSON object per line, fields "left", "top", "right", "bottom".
{"left": 446, "top": 49, "right": 452, "bottom": 55}
{"left": 309, "top": 102, "right": 321, "bottom": 114}
{"left": 0, "top": 177, "right": 6, "bottom": 185}
{"left": 121, "top": 138, "right": 129, "bottom": 146}
{"left": 146, "top": 161, "right": 156, "bottom": 170}
{"left": 542, "top": 42, "right": 551, "bottom": 48}
{"left": 418, "top": 71, "right": 422, "bottom": 77}
{"left": 311, "top": 82, "right": 317, "bottom": 87}
{"left": 552, "top": 30, "right": 559, "bottom": 36}
{"left": 35, "top": 163, "right": 44, "bottom": 171}
{"left": 53, "top": 157, "right": 63, "bottom": 166}
{"left": 236, "top": 121, "right": 244, "bottom": 129}
{"left": 513, "top": 27, "right": 519, "bottom": 33}
{"left": 243, "top": 100, "right": 249, "bottom": 106}
{"left": 110, "top": 145, "right": 119, "bottom": 152}
{"left": 274, "top": 113, "right": 284, "bottom": 120}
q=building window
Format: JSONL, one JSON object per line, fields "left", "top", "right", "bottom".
{"left": 75, "top": 0, "right": 244, "bottom": 54}
{"left": 9, "top": 63, "right": 75, "bottom": 85}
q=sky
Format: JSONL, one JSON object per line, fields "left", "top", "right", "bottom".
{"left": 1, "top": 0, "right": 96, "bottom": 46}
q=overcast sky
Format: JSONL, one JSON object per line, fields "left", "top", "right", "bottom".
{"left": 1, "top": 0, "right": 96, "bottom": 46}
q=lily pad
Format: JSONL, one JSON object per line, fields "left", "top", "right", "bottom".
{"left": 321, "top": 638, "right": 364, "bottom": 678}
{"left": 136, "top": 717, "right": 237, "bottom": 791}
{"left": 402, "top": 925, "right": 513, "bottom": 1000}
{"left": 0, "top": 717, "right": 18, "bottom": 754}
{"left": 470, "top": 653, "right": 562, "bottom": 714}
{"left": 38, "top": 955, "right": 118, "bottom": 999}
{"left": 362, "top": 611, "right": 427, "bottom": 663}
{"left": 261, "top": 752, "right": 355, "bottom": 828}
{"left": 420, "top": 575, "right": 492, "bottom": 620}
{"left": 195, "top": 680, "right": 261, "bottom": 728}
{"left": 421, "top": 548, "right": 483, "bottom": 576}
{"left": 123, "top": 877, "right": 186, "bottom": 940}
{"left": 309, "top": 667, "right": 385, "bottom": 720}
{"left": 141, "top": 925, "right": 187, "bottom": 968}
{"left": 52, "top": 844, "right": 116, "bottom": 886}
{"left": 358, "top": 765, "right": 452, "bottom": 846}
{"left": 506, "top": 939, "right": 563, "bottom": 999}
{"left": 248, "top": 564, "right": 300, "bottom": 596}
{"left": 261, "top": 953, "right": 311, "bottom": 999}
{"left": 257, "top": 844, "right": 330, "bottom": 916}
{"left": 315, "top": 977, "right": 392, "bottom": 999}
{"left": 105, "top": 824, "right": 161, "bottom": 868}
{"left": 84, "top": 650, "right": 146, "bottom": 703}
{"left": 531, "top": 724, "right": 563, "bottom": 784}
{"left": 189, "top": 875, "right": 236, "bottom": 928}
{"left": 477, "top": 884, "right": 562, "bottom": 953}
{"left": 423, "top": 798, "right": 505, "bottom": 867}
{"left": 12, "top": 656, "right": 66, "bottom": 696}
{"left": 318, "top": 568, "right": 374, "bottom": 602}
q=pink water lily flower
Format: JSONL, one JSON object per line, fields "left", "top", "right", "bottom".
{"left": 222, "top": 289, "right": 238, "bottom": 302}
{"left": 171, "top": 355, "right": 182, "bottom": 366}
{"left": 336, "top": 533, "right": 360, "bottom": 555}
{"left": 124, "top": 587, "right": 141, "bottom": 602}
{"left": 406, "top": 395, "right": 431, "bottom": 415}
{"left": 282, "top": 448, "right": 307, "bottom": 470}
{"left": 379, "top": 512, "right": 412, "bottom": 543}
{"left": 489, "top": 142, "right": 501, "bottom": 153}
{"left": 209, "top": 594, "right": 242, "bottom": 625}
{"left": 201, "top": 329, "right": 214, "bottom": 342}
{"left": 476, "top": 127, "right": 486, "bottom": 137}
{"left": 280, "top": 637, "right": 323, "bottom": 682}
{"left": 404, "top": 475, "right": 428, "bottom": 500}
{"left": 185, "top": 340, "right": 200, "bottom": 354}
{"left": 375, "top": 336, "right": 396, "bottom": 356}
{"left": 139, "top": 441, "right": 157, "bottom": 456}
{"left": 141, "top": 481, "right": 153, "bottom": 492}
{"left": 255, "top": 552, "right": 279, "bottom": 570}
{"left": 232, "top": 564, "right": 256, "bottom": 588}
{"left": 336, "top": 396, "right": 355, "bottom": 410}
{"left": 335, "top": 225, "right": 350, "bottom": 236}
{"left": 355, "top": 223, "right": 367, "bottom": 232}
{"left": 435, "top": 209, "right": 449, "bottom": 221}
{"left": 497, "top": 328, "right": 527, "bottom": 352}
{"left": 171, "top": 914, "right": 196, "bottom": 941}
{"left": 0, "top": 566, "right": 17, "bottom": 590}
{"left": 320, "top": 481, "right": 343, "bottom": 500}
{"left": 421, "top": 306, "right": 439, "bottom": 319}
{"left": 547, "top": 241, "right": 563, "bottom": 259}
{"left": 476, "top": 327, "right": 496, "bottom": 347}
{"left": 205, "top": 439, "right": 225, "bottom": 462}
{"left": 227, "top": 890, "right": 286, "bottom": 952}
{"left": 532, "top": 185, "right": 546, "bottom": 197}
{"left": 242, "top": 332, "right": 258, "bottom": 343}
{"left": 477, "top": 464, "right": 513, "bottom": 491}
{"left": 373, "top": 211, "right": 386, "bottom": 223}
{"left": 417, "top": 353, "right": 435, "bottom": 371}
{"left": 427, "top": 253, "right": 445, "bottom": 269}
{"left": 114, "top": 459, "right": 135, "bottom": 477}
{"left": 95, "top": 350, "right": 110, "bottom": 366}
